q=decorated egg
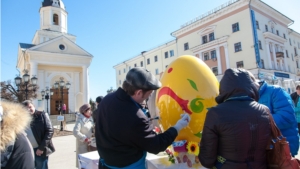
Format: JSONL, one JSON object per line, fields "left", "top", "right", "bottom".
{"left": 156, "top": 55, "right": 219, "bottom": 167}
{"left": 156, "top": 55, "right": 219, "bottom": 143}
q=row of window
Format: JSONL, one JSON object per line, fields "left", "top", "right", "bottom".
{"left": 118, "top": 57, "right": 293, "bottom": 82}
{"left": 259, "top": 21, "right": 300, "bottom": 48}
{"left": 118, "top": 50, "right": 174, "bottom": 75}
{"left": 209, "top": 59, "right": 288, "bottom": 76}
{"left": 119, "top": 39, "right": 297, "bottom": 75}
{"left": 184, "top": 21, "right": 300, "bottom": 54}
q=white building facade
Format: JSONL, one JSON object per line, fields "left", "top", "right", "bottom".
{"left": 16, "top": 0, "right": 93, "bottom": 114}
{"left": 114, "top": 0, "right": 300, "bottom": 93}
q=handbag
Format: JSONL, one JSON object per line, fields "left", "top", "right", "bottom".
{"left": 266, "top": 111, "right": 300, "bottom": 168}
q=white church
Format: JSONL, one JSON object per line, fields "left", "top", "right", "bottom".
{"left": 16, "top": 0, "right": 93, "bottom": 115}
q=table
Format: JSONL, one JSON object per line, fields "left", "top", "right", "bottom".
{"left": 146, "top": 153, "right": 206, "bottom": 169}
{"left": 78, "top": 151, "right": 206, "bottom": 169}
{"left": 78, "top": 151, "right": 99, "bottom": 169}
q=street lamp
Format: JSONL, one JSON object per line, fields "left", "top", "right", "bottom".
{"left": 41, "top": 87, "right": 53, "bottom": 114}
{"left": 54, "top": 77, "right": 71, "bottom": 131}
{"left": 14, "top": 69, "right": 38, "bottom": 100}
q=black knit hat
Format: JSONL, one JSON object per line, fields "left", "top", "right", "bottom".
{"left": 95, "top": 96, "right": 103, "bottom": 103}
{"left": 125, "top": 67, "right": 161, "bottom": 90}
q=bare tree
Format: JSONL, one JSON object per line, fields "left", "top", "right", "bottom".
{"left": 0, "top": 80, "right": 39, "bottom": 103}
{"left": 107, "top": 87, "right": 116, "bottom": 94}
{"left": 89, "top": 98, "right": 96, "bottom": 111}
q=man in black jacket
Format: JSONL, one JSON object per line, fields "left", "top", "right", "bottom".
{"left": 23, "top": 100, "right": 55, "bottom": 169}
{"left": 95, "top": 67, "right": 190, "bottom": 169}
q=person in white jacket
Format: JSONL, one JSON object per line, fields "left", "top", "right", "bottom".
{"left": 73, "top": 104, "right": 94, "bottom": 167}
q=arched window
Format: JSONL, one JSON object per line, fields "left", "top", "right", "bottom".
{"left": 53, "top": 14, "right": 59, "bottom": 25}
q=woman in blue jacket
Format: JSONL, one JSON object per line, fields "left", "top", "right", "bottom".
{"left": 258, "top": 80, "right": 299, "bottom": 156}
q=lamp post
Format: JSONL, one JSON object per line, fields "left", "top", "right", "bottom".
{"left": 54, "top": 77, "right": 71, "bottom": 131}
{"left": 41, "top": 87, "right": 53, "bottom": 114}
{"left": 14, "top": 70, "right": 38, "bottom": 100}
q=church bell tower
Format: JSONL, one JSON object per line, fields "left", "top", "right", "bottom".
{"left": 39, "top": 0, "right": 68, "bottom": 33}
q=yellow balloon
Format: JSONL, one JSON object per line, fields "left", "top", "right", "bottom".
{"left": 156, "top": 55, "right": 219, "bottom": 142}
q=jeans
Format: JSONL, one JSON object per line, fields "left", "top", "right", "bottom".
{"left": 34, "top": 148, "right": 48, "bottom": 169}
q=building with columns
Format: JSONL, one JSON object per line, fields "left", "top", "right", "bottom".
{"left": 113, "top": 0, "right": 300, "bottom": 93}
{"left": 16, "top": 0, "right": 93, "bottom": 114}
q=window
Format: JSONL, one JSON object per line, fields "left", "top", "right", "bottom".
{"left": 265, "top": 25, "right": 268, "bottom": 32}
{"left": 297, "top": 61, "right": 299, "bottom": 69}
{"left": 289, "top": 39, "right": 292, "bottom": 46}
{"left": 184, "top": 43, "right": 189, "bottom": 50}
{"left": 236, "top": 61, "right": 244, "bottom": 68}
{"left": 147, "top": 58, "right": 150, "bottom": 65}
{"left": 129, "top": 66, "right": 131, "bottom": 70}
{"left": 204, "top": 53, "right": 209, "bottom": 61}
{"left": 232, "top": 23, "right": 239, "bottom": 32}
{"left": 140, "top": 61, "right": 143, "bottom": 67}
{"left": 209, "top": 33, "right": 215, "bottom": 41}
{"left": 234, "top": 42, "right": 242, "bottom": 52}
{"left": 155, "top": 69, "right": 159, "bottom": 75}
{"left": 292, "top": 53, "right": 294, "bottom": 61}
{"left": 164, "top": 52, "right": 168, "bottom": 59}
{"left": 53, "top": 14, "right": 59, "bottom": 25}
{"left": 256, "top": 21, "right": 259, "bottom": 29}
{"left": 283, "top": 33, "right": 286, "bottom": 39}
{"left": 154, "top": 56, "right": 158, "bottom": 62}
{"left": 261, "top": 59, "right": 265, "bottom": 69}
{"left": 275, "top": 45, "right": 278, "bottom": 52}
{"left": 259, "top": 40, "right": 262, "bottom": 49}
{"left": 271, "top": 27, "right": 274, "bottom": 33}
{"left": 119, "top": 70, "right": 121, "bottom": 75}
{"left": 170, "top": 50, "right": 174, "bottom": 57}
{"left": 119, "top": 80, "right": 121, "bottom": 85}
{"left": 202, "top": 35, "right": 208, "bottom": 44}
{"left": 59, "top": 44, "right": 65, "bottom": 50}
{"left": 295, "top": 48, "right": 298, "bottom": 56}
{"left": 134, "top": 63, "right": 137, "bottom": 67}
{"left": 212, "top": 67, "right": 218, "bottom": 76}
{"left": 211, "top": 50, "right": 216, "bottom": 59}
{"left": 276, "top": 30, "right": 279, "bottom": 36}
{"left": 123, "top": 68, "right": 126, "bottom": 73}
{"left": 286, "top": 50, "right": 289, "bottom": 58}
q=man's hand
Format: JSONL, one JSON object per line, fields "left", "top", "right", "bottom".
{"left": 173, "top": 113, "right": 191, "bottom": 132}
{"left": 36, "top": 149, "right": 44, "bottom": 156}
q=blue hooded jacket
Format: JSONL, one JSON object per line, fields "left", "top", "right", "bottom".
{"left": 258, "top": 81, "right": 299, "bottom": 155}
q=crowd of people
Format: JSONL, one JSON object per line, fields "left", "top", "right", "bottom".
{"left": 1, "top": 67, "right": 300, "bottom": 169}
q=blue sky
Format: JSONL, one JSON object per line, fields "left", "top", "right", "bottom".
{"left": 1, "top": 0, "right": 300, "bottom": 101}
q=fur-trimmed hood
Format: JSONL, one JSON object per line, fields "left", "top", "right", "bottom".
{"left": 0, "top": 101, "right": 32, "bottom": 151}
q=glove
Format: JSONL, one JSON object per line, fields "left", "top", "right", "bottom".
{"left": 173, "top": 113, "right": 190, "bottom": 133}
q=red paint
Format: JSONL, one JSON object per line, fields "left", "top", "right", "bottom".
{"left": 168, "top": 68, "right": 173, "bottom": 73}
{"left": 157, "top": 87, "right": 192, "bottom": 114}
